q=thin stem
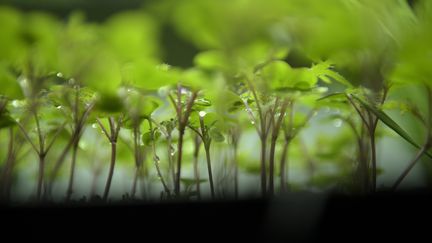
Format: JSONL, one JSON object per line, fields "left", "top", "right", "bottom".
{"left": 45, "top": 122, "right": 66, "bottom": 153}
{"left": 102, "top": 116, "right": 122, "bottom": 202}
{"left": 230, "top": 128, "right": 240, "bottom": 200}
{"left": 131, "top": 125, "right": 141, "bottom": 197}
{"left": 193, "top": 134, "right": 202, "bottom": 200}
{"left": 242, "top": 98, "right": 260, "bottom": 135}
{"left": 268, "top": 139, "right": 277, "bottom": 196}
{"left": 36, "top": 154, "right": 46, "bottom": 201}
{"left": 167, "top": 136, "right": 175, "bottom": 190}
{"left": 174, "top": 89, "right": 197, "bottom": 196}
{"left": 16, "top": 122, "right": 39, "bottom": 153}
{"left": 66, "top": 136, "right": 79, "bottom": 201}
{"left": 1, "top": 127, "right": 14, "bottom": 200}
{"left": 175, "top": 131, "right": 184, "bottom": 196}
{"left": 392, "top": 145, "right": 429, "bottom": 191}
{"left": 131, "top": 166, "right": 140, "bottom": 197}
{"left": 280, "top": 141, "right": 290, "bottom": 192}
{"left": 393, "top": 85, "right": 432, "bottom": 191}
{"left": 204, "top": 145, "right": 215, "bottom": 199}
{"left": 245, "top": 78, "right": 264, "bottom": 130}
{"left": 280, "top": 101, "right": 294, "bottom": 192}
{"left": 48, "top": 102, "right": 95, "bottom": 194}
{"left": 233, "top": 145, "right": 239, "bottom": 200}
{"left": 177, "top": 84, "right": 183, "bottom": 122}
{"left": 33, "top": 111, "right": 44, "bottom": 153}
{"left": 103, "top": 140, "right": 117, "bottom": 202}
{"left": 260, "top": 137, "right": 267, "bottom": 196}
{"left": 199, "top": 116, "right": 215, "bottom": 199}
{"left": 244, "top": 77, "right": 270, "bottom": 197}
{"left": 346, "top": 94, "right": 371, "bottom": 131}
{"left": 269, "top": 99, "right": 289, "bottom": 196}
{"left": 96, "top": 118, "right": 111, "bottom": 141}
{"left": 370, "top": 121, "right": 377, "bottom": 192}
{"left": 148, "top": 119, "right": 170, "bottom": 195}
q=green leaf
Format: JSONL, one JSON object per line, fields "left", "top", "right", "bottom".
{"left": 125, "top": 60, "right": 180, "bottom": 90}
{"left": 308, "top": 61, "right": 353, "bottom": 87}
{"left": 194, "top": 98, "right": 212, "bottom": 107}
{"left": 0, "top": 65, "right": 23, "bottom": 99}
{"left": 142, "top": 131, "right": 152, "bottom": 146}
{"left": 104, "top": 11, "right": 159, "bottom": 61}
{"left": 142, "top": 128, "right": 160, "bottom": 146}
{"left": 95, "top": 93, "right": 124, "bottom": 113}
{"left": 81, "top": 51, "right": 122, "bottom": 95}
{"left": 351, "top": 94, "right": 432, "bottom": 159}
{"left": 260, "top": 60, "right": 293, "bottom": 90}
{"left": 194, "top": 50, "right": 226, "bottom": 70}
{"left": 180, "top": 68, "right": 211, "bottom": 90}
{"left": 0, "top": 113, "right": 16, "bottom": 129}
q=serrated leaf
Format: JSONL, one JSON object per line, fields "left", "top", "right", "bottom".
{"left": 310, "top": 62, "right": 352, "bottom": 87}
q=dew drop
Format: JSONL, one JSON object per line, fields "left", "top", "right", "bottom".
{"left": 251, "top": 121, "right": 255, "bottom": 125}
{"left": 56, "top": 72, "right": 63, "bottom": 78}
{"left": 11, "top": 100, "right": 20, "bottom": 107}
{"left": 56, "top": 105, "right": 62, "bottom": 109}
{"left": 79, "top": 140, "right": 88, "bottom": 150}
{"left": 316, "top": 87, "right": 328, "bottom": 93}
{"left": 92, "top": 123, "right": 98, "bottom": 129}
{"left": 199, "top": 111, "right": 207, "bottom": 117}
{"left": 333, "top": 118, "right": 343, "bottom": 128}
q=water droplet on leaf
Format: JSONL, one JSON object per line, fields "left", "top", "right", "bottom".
{"left": 199, "top": 111, "right": 207, "bottom": 117}
{"left": 333, "top": 118, "right": 343, "bottom": 128}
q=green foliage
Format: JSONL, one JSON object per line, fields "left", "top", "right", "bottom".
{"left": 1, "top": 1, "right": 432, "bottom": 201}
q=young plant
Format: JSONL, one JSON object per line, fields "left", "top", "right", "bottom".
{"left": 47, "top": 84, "right": 96, "bottom": 199}
{"left": 346, "top": 87, "right": 389, "bottom": 192}
{"left": 227, "top": 124, "right": 241, "bottom": 199}
{"left": 15, "top": 99, "right": 66, "bottom": 201}
{"left": 96, "top": 115, "right": 123, "bottom": 202}
{"left": 188, "top": 111, "right": 225, "bottom": 199}
{"left": 279, "top": 101, "right": 315, "bottom": 192}
{"left": 145, "top": 118, "right": 170, "bottom": 196}
{"left": 168, "top": 84, "right": 198, "bottom": 196}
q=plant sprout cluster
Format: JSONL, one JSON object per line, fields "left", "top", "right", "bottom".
{"left": 1, "top": 0, "right": 432, "bottom": 203}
